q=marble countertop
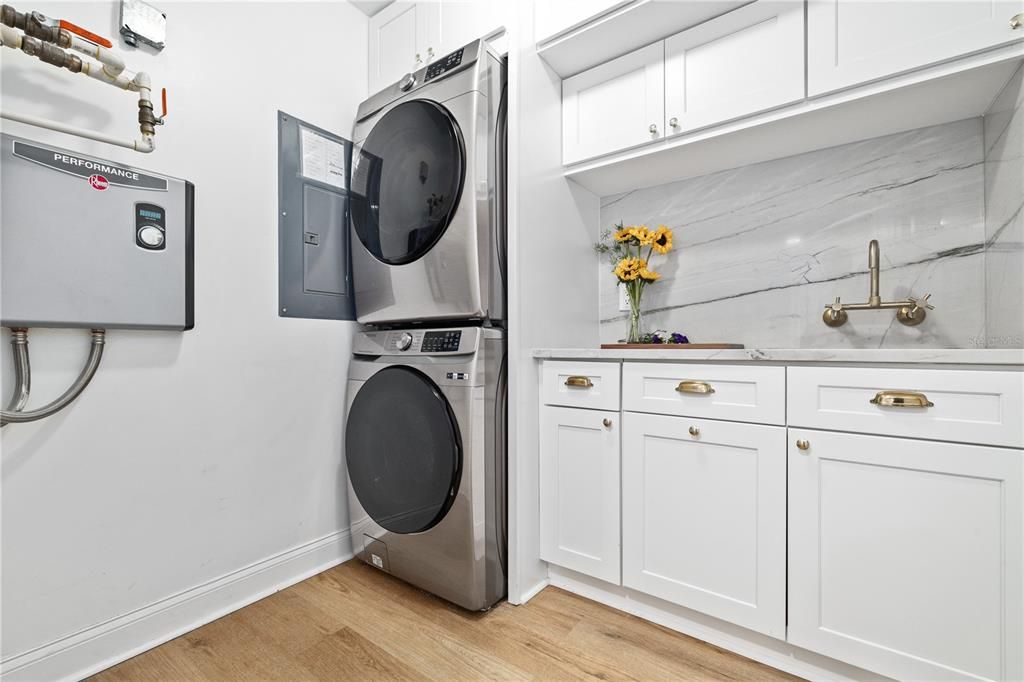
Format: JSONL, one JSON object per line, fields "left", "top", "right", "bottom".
{"left": 531, "top": 347, "right": 1024, "bottom": 365}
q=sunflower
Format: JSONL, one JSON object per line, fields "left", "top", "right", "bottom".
{"left": 613, "top": 226, "right": 634, "bottom": 242}
{"left": 651, "top": 225, "right": 673, "bottom": 254}
{"left": 629, "top": 225, "right": 653, "bottom": 246}
{"left": 639, "top": 267, "right": 661, "bottom": 282}
{"left": 614, "top": 257, "right": 644, "bottom": 282}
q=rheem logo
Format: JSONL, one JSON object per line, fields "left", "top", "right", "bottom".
{"left": 88, "top": 174, "right": 109, "bottom": 191}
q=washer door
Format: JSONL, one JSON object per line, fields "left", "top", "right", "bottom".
{"left": 350, "top": 100, "right": 466, "bottom": 265}
{"left": 345, "top": 366, "right": 463, "bottom": 534}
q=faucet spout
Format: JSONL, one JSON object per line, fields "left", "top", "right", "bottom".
{"left": 868, "top": 239, "right": 880, "bottom": 307}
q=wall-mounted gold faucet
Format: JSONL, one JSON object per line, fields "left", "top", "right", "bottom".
{"left": 822, "top": 239, "right": 934, "bottom": 328}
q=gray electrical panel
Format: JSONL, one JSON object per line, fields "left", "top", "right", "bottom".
{"left": 277, "top": 111, "right": 355, "bottom": 321}
{"left": 0, "top": 134, "right": 194, "bottom": 330}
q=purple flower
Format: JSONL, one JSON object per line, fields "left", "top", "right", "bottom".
{"left": 670, "top": 333, "right": 689, "bottom": 344}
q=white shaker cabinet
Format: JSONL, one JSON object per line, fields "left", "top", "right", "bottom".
{"left": 535, "top": 0, "right": 628, "bottom": 44}
{"left": 664, "top": 0, "right": 805, "bottom": 135}
{"left": 788, "top": 428, "right": 1023, "bottom": 681}
{"left": 369, "top": 2, "right": 428, "bottom": 94}
{"left": 562, "top": 42, "right": 665, "bottom": 164}
{"left": 539, "top": 405, "right": 621, "bottom": 584}
{"left": 621, "top": 412, "right": 787, "bottom": 638}
{"left": 807, "top": 0, "right": 1024, "bottom": 96}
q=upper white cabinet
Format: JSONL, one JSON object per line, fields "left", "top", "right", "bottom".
{"left": 622, "top": 412, "right": 786, "bottom": 638}
{"left": 539, "top": 405, "right": 621, "bottom": 585}
{"left": 369, "top": 1, "right": 507, "bottom": 94}
{"left": 665, "top": 1, "right": 804, "bottom": 134}
{"left": 807, "top": 0, "right": 1024, "bottom": 96}
{"left": 369, "top": 2, "right": 427, "bottom": 94}
{"left": 562, "top": 42, "right": 665, "bottom": 164}
{"left": 535, "top": 0, "right": 629, "bottom": 44}
{"left": 788, "top": 428, "right": 1023, "bottom": 681}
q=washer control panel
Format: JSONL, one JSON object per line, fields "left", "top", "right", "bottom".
{"left": 425, "top": 47, "right": 464, "bottom": 81}
{"left": 421, "top": 330, "right": 462, "bottom": 353}
{"left": 354, "top": 328, "right": 475, "bottom": 355}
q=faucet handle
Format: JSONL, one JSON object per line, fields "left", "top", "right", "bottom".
{"left": 823, "top": 296, "right": 848, "bottom": 327}
{"left": 910, "top": 293, "right": 935, "bottom": 310}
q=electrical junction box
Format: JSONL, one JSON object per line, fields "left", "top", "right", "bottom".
{"left": 0, "top": 134, "right": 194, "bottom": 330}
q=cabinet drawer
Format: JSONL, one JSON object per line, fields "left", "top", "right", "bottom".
{"left": 622, "top": 363, "right": 785, "bottom": 425}
{"left": 542, "top": 361, "right": 620, "bottom": 411}
{"left": 788, "top": 366, "right": 1024, "bottom": 448}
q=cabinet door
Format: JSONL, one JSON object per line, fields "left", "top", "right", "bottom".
{"left": 426, "top": 1, "right": 506, "bottom": 60}
{"left": 664, "top": 1, "right": 804, "bottom": 136}
{"left": 808, "top": 0, "right": 1024, "bottom": 97}
{"left": 622, "top": 412, "right": 786, "bottom": 638}
{"left": 368, "top": 2, "right": 427, "bottom": 94}
{"left": 562, "top": 42, "right": 665, "bottom": 164}
{"left": 539, "top": 406, "right": 621, "bottom": 584}
{"left": 789, "top": 428, "right": 1023, "bottom": 681}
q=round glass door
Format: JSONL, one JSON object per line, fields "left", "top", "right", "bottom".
{"left": 350, "top": 100, "right": 466, "bottom": 265}
{"left": 345, "top": 366, "right": 462, "bottom": 534}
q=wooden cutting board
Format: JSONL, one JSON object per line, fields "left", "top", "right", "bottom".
{"left": 600, "top": 343, "right": 745, "bottom": 349}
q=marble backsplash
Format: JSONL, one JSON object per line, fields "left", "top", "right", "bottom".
{"left": 984, "top": 64, "right": 1024, "bottom": 349}
{"left": 598, "top": 117, "right": 1000, "bottom": 348}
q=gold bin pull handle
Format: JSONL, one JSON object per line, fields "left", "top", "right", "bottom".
{"left": 869, "top": 390, "right": 934, "bottom": 408}
{"left": 565, "top": 375, "right": 594, "bottom": 388}
{"left": 676, "top": 380, "right": 715, "bottom": 395}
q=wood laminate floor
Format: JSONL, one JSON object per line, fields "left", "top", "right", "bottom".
{"left": 93, "top": 560, "right": 800, "bottom": 681}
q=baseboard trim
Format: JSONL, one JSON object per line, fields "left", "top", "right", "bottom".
{"left": 513, "top": 577, "right": 549, "bottom": 605}
{"left": 547, "top": 566, "right": 874, "bottom": 682}
{"left": 2, "top": 529, "right": 353, "bottom": 682}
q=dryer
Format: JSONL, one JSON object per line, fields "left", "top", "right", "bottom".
{"left": 345, "top": 326, "right": 506, "bottom": 610}
{"left": 349, "top": 39, "right": 506, "bottom": 326}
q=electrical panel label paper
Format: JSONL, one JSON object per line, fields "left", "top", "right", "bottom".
{"left": 12, "top": 141, "right": 168, "bottom": 191}
{"left": 300, "top": 127, "right": 346, "bottom": 190}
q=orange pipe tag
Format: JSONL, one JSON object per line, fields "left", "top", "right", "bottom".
{"left": 161, "top": 88, "right": 168, "bottom": 118}
{"left": 59, "top": 20, "right": 113, "bottom": 48}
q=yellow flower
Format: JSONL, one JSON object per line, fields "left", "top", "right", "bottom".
{"left": 613, "top": 226, "right": 634, "bottom": 242}
{"left": 651, "top": 225, "right": 673, "bottom": 254}
{"left": 614, "top": 257, "right": 644, "bottom": 282}
{"left": 629, "top": 226, "right": 653, "bottom": 246}
{"left": 639, "top": 267, "right": 660, "bottom": 282}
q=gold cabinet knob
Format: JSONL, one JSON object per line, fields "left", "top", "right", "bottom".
{"left": 688, "top": 426, "right": 700, "bottom": 437}
{"left": 676, "top": 380, "right": 714, "bottom": 395}
{"left": 564, "top": 375, "right": 593, "bottom": 388}
{"left": 669, "top": 116, "right": 679, "bottom": 128}
{"left": 603, "top": 418, "right": 612, "bottom": 428}
{"left": 796, "top": 439, "right": 810, "bottom": 451}
{"left": 649, "top": 123, "right": 658, "bottom": 135}
{"left": 869, "top": 390, "right": 934, "bottom": 408}
{"left": 1011, "top": 12, "right": 1023, "bottom": 28}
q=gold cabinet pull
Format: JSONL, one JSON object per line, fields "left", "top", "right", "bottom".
{"left": 676, "top": 380, "right": 715, "bottom": 395}
{"left": 869, "top": 390, "right": 934, "bottom": 408}
{"left": 603, "top": 418, "right": 612, "bottom": 428}
{"left": 688, "top": 426, "right": 700, "bottom": 437}
{"left": 565, "top": 375, "right": 593, "bottom": 388}
{"left": 796, "top": 439, "right": 810, "bottom": 451}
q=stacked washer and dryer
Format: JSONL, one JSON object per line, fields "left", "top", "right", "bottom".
{"left": 344, "top": 39, "right": 508, "bottom": 611}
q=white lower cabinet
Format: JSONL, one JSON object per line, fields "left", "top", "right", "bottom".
{"left": 788, "top": 428, "right": 1023, "bottom": 681}
{"left": 621, "top": 412, "right": 787, "bottom": 638}
{"left": 539, "top": 405, "right": 621, "bottom": 584}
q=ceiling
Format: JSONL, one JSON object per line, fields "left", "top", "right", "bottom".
{"left": 350, "top": 0, "right": 395, "bottom": 16}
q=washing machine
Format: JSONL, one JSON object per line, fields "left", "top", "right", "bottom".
{"left": 345, "top": 326, "right": 506, "bottom": 610}
{"left": 349, "top": 38, "right": 506, "bottom": 326}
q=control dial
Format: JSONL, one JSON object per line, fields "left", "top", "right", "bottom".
{"left": 398, "top": 73, "right": 416, "bottom": 92}
{"left": 396, "top": 332, "right": 414, "bottom": 351}
{"left": 137, "top": 225, "right": 165, "bottom": 249}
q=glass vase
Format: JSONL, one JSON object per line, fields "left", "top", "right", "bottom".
{"left": 626, "top": 288, "right": 643, "bottom": 344}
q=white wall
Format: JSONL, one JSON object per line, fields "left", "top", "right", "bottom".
{"left": 0, "top": 2, "right": 367, "bottom": 678}
{"left": 506, "top": 0, "right": 600, "bottom": 603}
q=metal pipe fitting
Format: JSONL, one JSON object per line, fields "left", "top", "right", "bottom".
{"left": 0, "top": 329, "right": 105, "bottom": 426}
{"left": 4, "top": 328, "right": 31, "bottom": 413}
{"left": 868, "top": 239, "right": 881, "bottom": 307}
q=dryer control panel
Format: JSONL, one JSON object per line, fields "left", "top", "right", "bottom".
{"left": 425, "top": 47, "right": 464, "bottom": 81}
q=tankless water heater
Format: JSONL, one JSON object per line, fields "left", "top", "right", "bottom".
{"left": 1, "top": 134, "right": 194, "bottom": 330}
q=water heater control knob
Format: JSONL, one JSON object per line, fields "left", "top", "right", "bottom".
{"left": 137, "top": 225, "right": 165, "bottom": 249}
{"left": 397, "top": 332, "right": 414, "bottom": 351}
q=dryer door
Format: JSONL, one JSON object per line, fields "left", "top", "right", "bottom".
{"left": 350, "top": 100, "right": 466, "bottom": 265}
{"left": 345, "top": 366, "right": 462, "bottom": 534}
